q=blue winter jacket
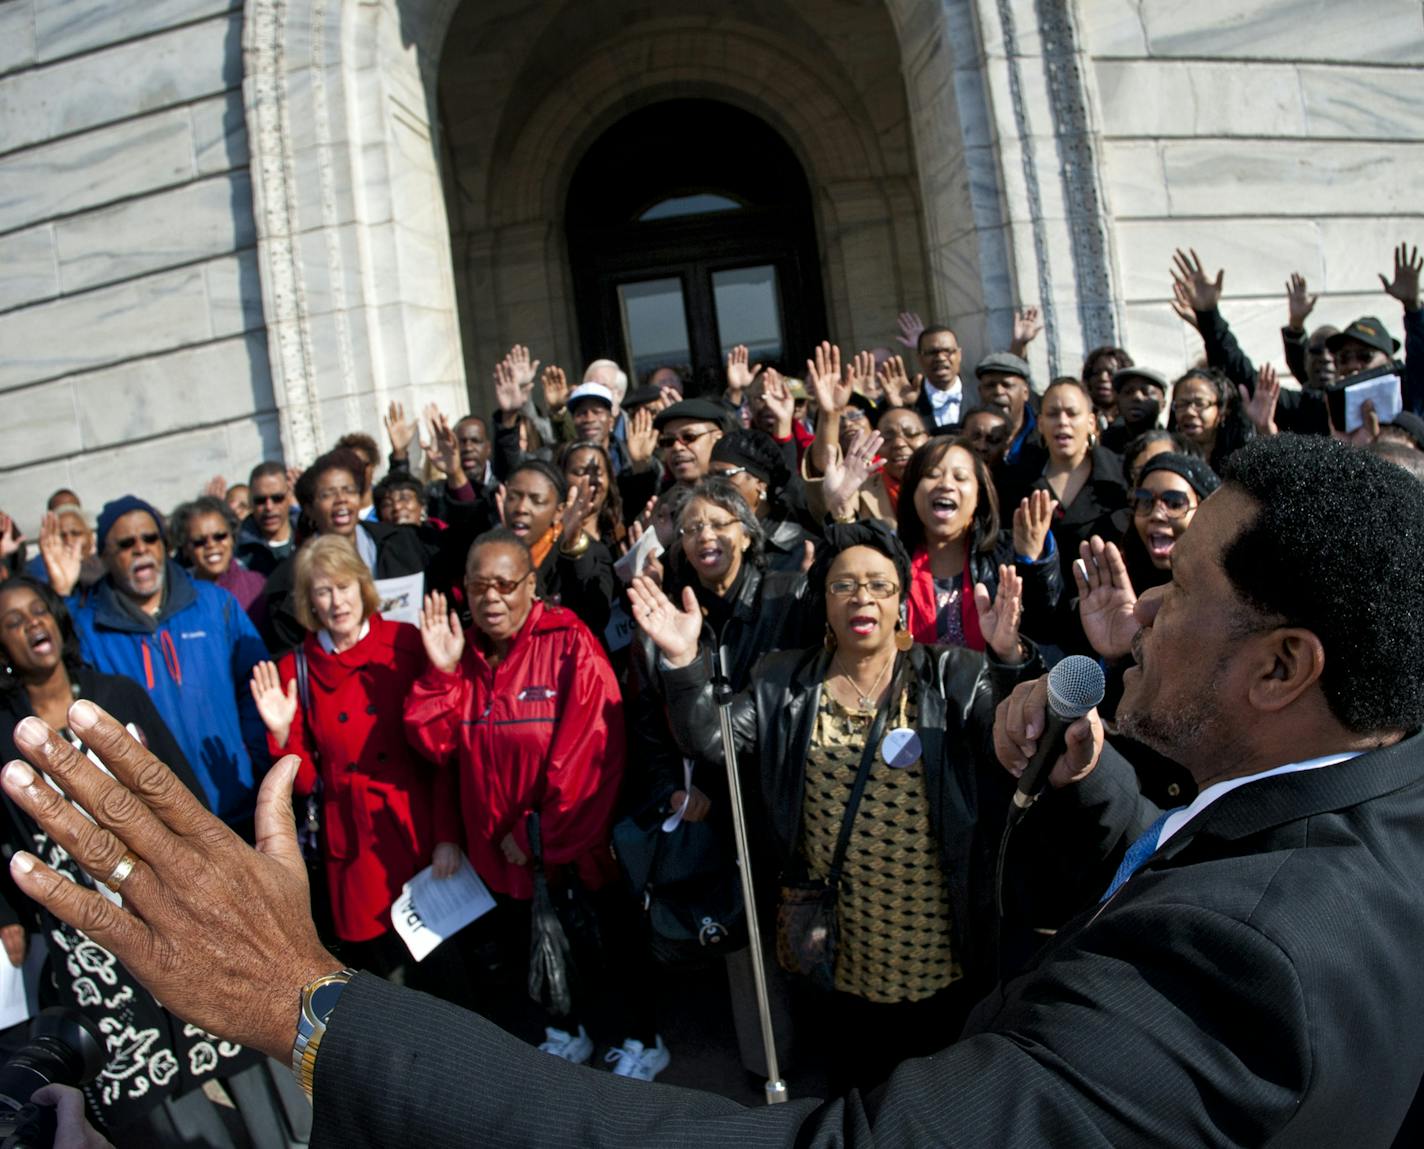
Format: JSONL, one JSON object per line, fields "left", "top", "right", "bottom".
{"left": 69, "top": 563, "right": 270, "bottom": 826}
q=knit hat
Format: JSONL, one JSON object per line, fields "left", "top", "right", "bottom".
{"left": 96, "top": 496, "right": 165, "bottom": 549}
{"left": 1137, "top": 453, "right": 1221, "bottom": 500}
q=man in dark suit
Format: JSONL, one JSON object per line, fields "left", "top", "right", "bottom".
{"left": 3, "top": 435, "right": 1423, "bottom": 1146}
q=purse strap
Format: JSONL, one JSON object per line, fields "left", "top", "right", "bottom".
{"left": 526, "top": 809, "right": 545, "bottom": 868}
{"left": 824, "top": 654, "right": 905, "bottom": 891}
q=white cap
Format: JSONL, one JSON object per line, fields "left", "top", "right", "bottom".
{"left": 567, "top": 382, "right": 614, "bottom": 408}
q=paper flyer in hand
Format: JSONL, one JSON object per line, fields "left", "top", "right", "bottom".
{"left": 392, "top": 855, "right": 496, "bottom": 961}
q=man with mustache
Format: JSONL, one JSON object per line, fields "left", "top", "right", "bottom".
{"left": 41, "top": 494, "right": 269, "bottom": 839}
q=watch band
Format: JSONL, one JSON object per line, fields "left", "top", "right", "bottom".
{"left": 292, "top": 967, "right": 356, "bottom": 1098}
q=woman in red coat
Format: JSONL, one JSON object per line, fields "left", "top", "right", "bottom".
{"left": 406, "top": 528, "right": 651, "bottom": 1074}
{"left": 249, "top": 534, "right": 459, "bottom": 976}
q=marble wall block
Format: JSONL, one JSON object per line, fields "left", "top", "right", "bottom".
{"left": 1113, "top": 218, "right": 1324, "bottom": 302}
{"left": 0, "top": 378, "right": 80, "bottom": 470}
{"left": 191, "top": 90, "right": 250, "bottom": 175}
{"left": 204, "top": 251, "right": 267, "bottom": 341}
{"left": 0, "top": 14, "right": 238, "bottom": 153}
{"left": 76, "top": 424, "right": 235, "bottom": 514}
{"left": 1099, "top": 140, "right": 1170, "bottom": 218}
{"left": 1140, "top": 0, "right": 1424, "bottom": 65}
{"left": 32, "top": 0, "right": 239, "bottom": 62}
{"left": 0, "top": 224, "right": 58, "bottom": 312}
{"left": 1300, "top": 66, "right": 1424, "bottom": 140}
{"left": 0, "top": 459, "right": 81, "bottom": 538}
{"left": 0, "top": 1, "right": 36, "bottom": 76}
{"left": 72, "top": 332, "right": 273, "bottom": 450}
{"left": 0, "top": 108, "right": 195, "bottom": 233}
{"left": 54, "top": 172, "right": 255, "bottom": 294}
{"left": 1075, "top": 0, "right": 1150, "bottom": 57}
{"left": 1317, "top": 218, "right": 1424, "bottom": 296}
{"left": 1094, "top": 60, "right": 1306, "bottom": 139}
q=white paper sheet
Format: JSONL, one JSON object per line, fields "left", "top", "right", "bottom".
{"left": 613, "top": 528, "right": 664, "bottom": 585}
{"left": 374, "top": 571, "right": 425, "bottom": 627}
{"left": 1344, "top": 373, "right": 1403, "bottom": 432}
{"left": 391, "top": 855, "right": 496, "bottom": 961}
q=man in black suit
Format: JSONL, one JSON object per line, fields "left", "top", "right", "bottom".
{"left": 3, "top": 435, "right": 1423, "bottom": 1147}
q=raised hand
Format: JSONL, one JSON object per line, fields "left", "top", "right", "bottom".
{"left": 1240, "top": 364, "right": 1281, "bottom": 436}
{"left": 494, "top": 483, "right": 506, "bottom": 527}
{"left": 285, "top": 465, "right": 303, "bottom": 491}
{"left": 822, "top": 428, "right": 883, "bottom": 521}
{"left": 420, "top": 590, "right": 465, "bottom": 674}
{"left": 974, "top": 564, "right": 1025, "bottom": 663}
{"left": 384, "top": 400, "right": 416, "bottom": 456}
{"left": 506, "top": 344, "right": 541, "bottom": 392}
{"left": 760, "top": 369, "right": 796, "bottom": 437}
{"left": 542, "top": 365, "right": 569, "bottom": 415}
{"left": 248, "top": 661, "right": 298, "bottom": 747}
{"left": 1010, "top": 306, "right": 1043, "bottom": 355}
{"left": 726, "top": 345, "right": 761, "bottom": 399}
{"left": 877, "top": 354, "right": 919, "bottom": 407}
{"left": 848, "top": 350, "right": 876, "bottom": 396}
{"left": 806, "top": 340, "right": 850, "bottom": 415}
{"left": 559, "top": 476, "right": 593, "bottom": 548}
{"left": 426, "top": 406, "right": 467, "bottom": 487}
{"left": 0, "top": 512, "right": 22, "bottom": 560}
{"left": 1074, "top": 536, "right": 1138, "bottom": 660}
{"left": 39, "top": 511, "right": 82, "bottom": 596}
{"left": 492, "top": 357, "right": 526, "bottom": 419}
{"left": 203, "top": 475, "right": 227, "bottom": 500}
{"left": 627, "top": 576, "right": 703, "bottom": 669}
{"left": 896, "top": 311, "right": 925, "bottom": 350}
{"left": 1380, "top": 242, "right": 1422, "bottom": 312}
{"left": 1011, "top": 489, "right": 1058, "bottom": 560}
{"left": 1170, "top": 248, "right": 1224, "bottom": 314}
{"left": 1285, "top": 273, "right": 1317, "bottom": 331}
{"left": 799, "top": 538, "right": 816, "bottom": 573}
{"left": 1169, "top": 277, "right": 1201, "bottom": 330}
{"left": 626, "top": 406, "right": 657, "bottom": 470}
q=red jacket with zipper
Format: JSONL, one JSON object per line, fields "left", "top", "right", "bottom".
{"left": 271, "top": 613, "right": 456, "bottom": 942}
{"left": 403, "top": 601, "right": 625, "bottom": 900}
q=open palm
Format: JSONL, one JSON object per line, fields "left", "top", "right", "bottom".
{"left": 628, "top": 577, "right": 702, "bottom": 669}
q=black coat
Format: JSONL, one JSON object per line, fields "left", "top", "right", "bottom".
{"left": 658, "top": 641, "right": 1073, "bottom": 993}
{"left": 308, "top": 732, "right": 1424, "bottom": 1148}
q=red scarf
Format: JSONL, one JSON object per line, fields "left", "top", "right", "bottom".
{"left": 879, "top": 469, "right": 902, "bottom": 514}
{"left": 906, "top": 547, "right": 985, "bottom": 652}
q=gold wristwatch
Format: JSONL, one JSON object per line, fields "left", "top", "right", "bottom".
{"left": 292, "top": 968, "right": 356, "bottom": 1097}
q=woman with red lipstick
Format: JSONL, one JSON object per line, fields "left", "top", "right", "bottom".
{"left": 631, "top": 519, "right": 1048, "bottom": 1092}
{"left": 1121, "top": 453, "right": 1219, "bottom": 594}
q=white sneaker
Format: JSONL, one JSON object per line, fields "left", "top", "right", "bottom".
{"left": 604, "top": 1035, "right": 671, "bottom": 1081}
{"left": 538, "top": 1025, "right": 593, "bottom": 1064}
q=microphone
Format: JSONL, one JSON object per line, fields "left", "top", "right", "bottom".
{"left": 1010, "top": 655, "right": 1105, "bottom": 814}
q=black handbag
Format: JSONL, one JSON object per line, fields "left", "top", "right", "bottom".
{"left": 293, "top": 647, "right": 322, "bottom": 865}
{"left": 525, "top": 810, "right": 603, "bottom": 1018}
{"left": 612, "top": 779, "right": 748, "bottom": 967}
{"left": 775, "top": 664, "right": 898, "bottom": 993}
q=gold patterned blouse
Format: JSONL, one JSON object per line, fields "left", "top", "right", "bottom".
{"left": 799, "top": 682, "right": 961, "bottom": 1003}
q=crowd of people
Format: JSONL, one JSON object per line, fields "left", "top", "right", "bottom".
{"left": 1, "top": 241, "right": 1422, "bottom": 1143}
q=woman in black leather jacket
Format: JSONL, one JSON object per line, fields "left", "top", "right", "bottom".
{"left": 629, "top": 520, "right": 1067, "bottom": 1092}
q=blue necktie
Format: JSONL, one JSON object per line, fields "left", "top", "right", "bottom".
{"left": 1100, "top": 808, "right": 1184, "bottom": 903}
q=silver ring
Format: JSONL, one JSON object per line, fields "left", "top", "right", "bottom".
{"left": 103, "top": 852, "right": 137, "bottom": 893}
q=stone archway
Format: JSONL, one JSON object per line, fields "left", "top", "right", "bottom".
{"left": 242, "top": 0, "right": 1121, "bottom": 457}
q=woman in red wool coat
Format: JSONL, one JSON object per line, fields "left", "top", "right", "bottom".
{"left": 249, "top": 534, "right": 460, "bottom": 976}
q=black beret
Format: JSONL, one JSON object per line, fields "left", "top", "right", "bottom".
{"left": 813, "top": 519, "right": 913, "bottom": 599}
{"left": 1137, "top": 452, "right": 1221, "bottom": 500}
{"left": 653, "top": 398, "right": 731, "bottom": 430}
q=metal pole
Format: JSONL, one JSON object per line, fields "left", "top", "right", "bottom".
{"left": 709, "top": 650, "right": 789, "bottom": 1104}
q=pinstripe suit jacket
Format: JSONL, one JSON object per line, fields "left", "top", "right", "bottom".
{"left": 310, "top": 731, "right": 1424, "bottom": 1147}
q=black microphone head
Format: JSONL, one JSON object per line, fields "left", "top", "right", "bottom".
{"left": 1046, "top": 655, "right": 1106, "bottom": 719}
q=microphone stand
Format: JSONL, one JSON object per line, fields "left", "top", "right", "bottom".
{"left": 707, "top": 646, "right": 789, "bottom": 1105}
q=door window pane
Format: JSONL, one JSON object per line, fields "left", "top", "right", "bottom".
{"left": 713, "top": 266, "right": 782, "bottom": 363}
{"left": 618, "top": 278, "right": 692, "bottom": 380}
{"left": 639, "top": 193, "right": 741, "bottom": 222}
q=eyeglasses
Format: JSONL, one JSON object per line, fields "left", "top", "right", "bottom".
{"left": 188, "top": 531, "right": 230, "bottom": 548}
{"left": 678, "top": 517, "right": 740, "bottom": 538}
{"left": 111, "top": 531, "right": 162, "bottom": 552}
{"left": 826, "top": 578, "right": 900, "bottom": 599}
{"left": 252, "top": 492, "right": 288, "bottom": 507}
{"left": 1132, "top": 489, "right": 1195, "bottom": 518}
{"left": 465, "top": 572, "right": 533, "bottom": 597}
{"left": 1171, "top": 398, "right": 1218, "bottom": 414}
{"left": 657, "top": 427, "right": 717, "bottom": 450}
{"left": 710, "top": 465, "right": 748, "bottom": 479}
{"left": 879, "top": 426, "right": 928, "bottom": 443}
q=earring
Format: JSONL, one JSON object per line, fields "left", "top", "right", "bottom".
{"left": 895, "top": 604, "right": 913, "bottom": 651}
{"left": 824, "top": 623, "right": 837, "bottom": 653}
{"left": 1087, "top": 431, "right": 1098, "bottom": 449}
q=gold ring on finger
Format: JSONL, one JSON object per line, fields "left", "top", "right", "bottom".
{"left": 104, "top": 852, "right": 138, "bottom": 893}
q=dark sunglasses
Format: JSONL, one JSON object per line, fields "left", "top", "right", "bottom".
{"left": 188, "top": 531, "right": 230, "bottom": 548}
{"left": 465, "top": 572, "right": 533, "bottom": 597}
{"left": 252, "top": 492, "right": 288, "bottom": 506}
{"left": 656, "top": 427, "right": 716, "bottom": 450}
{"left": 1131, "top": 488, "right": 1194, "bottom": 517}
{"left": 112, "top": 531, "right": 162, "bottom": 552}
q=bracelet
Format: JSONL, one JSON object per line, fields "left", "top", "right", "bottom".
{"left": 560, "top": 531, "right": 591, "bottom": 557}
